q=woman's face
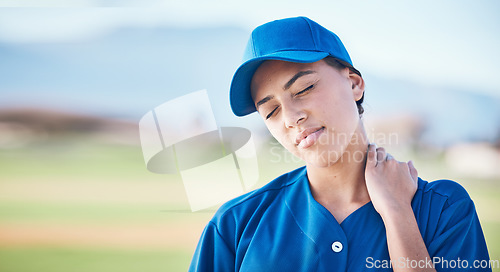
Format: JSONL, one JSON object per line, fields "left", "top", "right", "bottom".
{"left": 250, "top": 59, "right": 364, "bottom": 167}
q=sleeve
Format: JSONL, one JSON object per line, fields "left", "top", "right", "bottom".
{"left": 188, "top": 221, "right": 235, "bottom": 272}
{"left": 427, "top": 196, "right": 491, "bottom": 271}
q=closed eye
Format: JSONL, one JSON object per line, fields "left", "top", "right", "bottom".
{"left": 295, "top": 84, "right": 314, "bottom": 96}
{"left": 266, "top": 106, "right": 279, "bottom": 120}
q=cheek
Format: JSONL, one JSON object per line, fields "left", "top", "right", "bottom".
{"left": 330, "top": 87, "right": 359, "bottom": 118}
{"left": 265, "top": 123, "right": 283, "bottom": 143}
{"left": 267, "top": 124, "right": 298, "bottom": 152}
{"left": 320, "top": 98, "right": 360, "bottom": 145}
{"left": 334, "top": 106, "right": 359, "bottom": 135}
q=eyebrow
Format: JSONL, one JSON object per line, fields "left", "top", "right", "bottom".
{"left": 256, "top": 95, "right": 273, "bottom": 110}
{"left": 283, "top": 70, "right": 316, "bottom": 90}
{"left": 255, "top": 70, "right": 317, "bottom": 110}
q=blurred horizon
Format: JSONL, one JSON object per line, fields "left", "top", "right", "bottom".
{"left": 1, "top": 23, "right": 499, "bottom": 147}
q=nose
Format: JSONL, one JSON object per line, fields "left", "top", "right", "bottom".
{"left": 283, "top": 103, "right": 307, "bottom": 128}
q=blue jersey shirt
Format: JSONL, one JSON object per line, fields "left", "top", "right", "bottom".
{"left": 189, "top": 166, "right": 491, "bottom": 271}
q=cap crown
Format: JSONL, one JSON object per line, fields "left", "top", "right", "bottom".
{"left": 230, "top": 17, "right": 355, "bottom": 117}
{"left": 244, "top": 17, "right": 352, "bottom": 66}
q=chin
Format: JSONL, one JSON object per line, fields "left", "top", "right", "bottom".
{"left": 301, "top": 147, "right": 343, "bottom": 168}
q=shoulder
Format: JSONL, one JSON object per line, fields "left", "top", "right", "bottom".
{"left": 413, "top": 177, "right": 476, "bottom": 218}
{"left": 210, "top": 166, "right": 306, "bottom": 227}
{"left": 416, "top": 178, "right": 471, "bottom": 205}
{"left": 414, "top": 178, "right": 489, "bottom": 259}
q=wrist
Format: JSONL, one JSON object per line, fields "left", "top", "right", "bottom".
{"left": 379, "top": 204, "right": 414, "bottom": 224}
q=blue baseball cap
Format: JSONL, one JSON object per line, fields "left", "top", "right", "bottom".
{"left": 229, "top": 16, "right": 359, "bottom": 117}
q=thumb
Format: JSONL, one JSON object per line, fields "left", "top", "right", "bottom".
{"left": 408, "top": 160, "right": 418, "bottom": 183}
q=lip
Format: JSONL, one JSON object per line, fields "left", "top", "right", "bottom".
{"left": 295, "top": 127, "right": 325, "bottom": 149}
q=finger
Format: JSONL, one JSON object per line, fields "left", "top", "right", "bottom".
{"left": 367, "top": 144, "right": 377, "bottom": 167}
{"left": 376, "top": 147, "right": 386, "bottom": 164}
{"left": 408, "top": 160, "right": 418, "bottom": 183}
{"left": 385, "top": 153, "right": 394, "bottom": 161}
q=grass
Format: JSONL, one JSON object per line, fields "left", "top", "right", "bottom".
{"left": 0, "top": 201, "right": 190, "bottom": 224}
{"left": 0, "top": 137, "right": 148, "bottom": 179}
{"left": 0, "top": 246, "right": 193, "bottom": 272}
{"left": 1, "top": 137, "right": 499, "bottom": 271}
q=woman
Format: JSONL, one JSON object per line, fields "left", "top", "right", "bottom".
{"left": 189, "top": 17, "right": 490, "bottom": 271}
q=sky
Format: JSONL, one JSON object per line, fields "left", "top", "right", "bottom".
{"left": 0, "top": 0, "right": 499, "bottom": 98}
{"left": 0, "top": 1, "right": 499, "bottom": 147}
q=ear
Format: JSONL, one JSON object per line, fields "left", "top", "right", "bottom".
{"left": 349, "top": 70, "right": 365, "bottom": 102}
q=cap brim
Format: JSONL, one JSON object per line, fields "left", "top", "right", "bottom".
{"left": 230, "top": 51, "right": 329, "bottom": 117}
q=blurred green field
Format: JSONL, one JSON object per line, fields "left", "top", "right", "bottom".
{"left": 0, "top": 137, "right": 499, "bottom": 271}
{"left": 0, "top": 247, "right": 192, "bottom": 272}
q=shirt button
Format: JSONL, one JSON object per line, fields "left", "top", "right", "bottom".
{"left": 331, "top": 241, "right": 343, "bottom": 253}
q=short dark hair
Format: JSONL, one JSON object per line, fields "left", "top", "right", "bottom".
{"left": 323, "top": 57, "right": 364, "bottom": 116}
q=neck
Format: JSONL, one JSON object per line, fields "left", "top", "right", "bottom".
{"left": 306, "top": 121, "right": 370, "bottom": 206}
